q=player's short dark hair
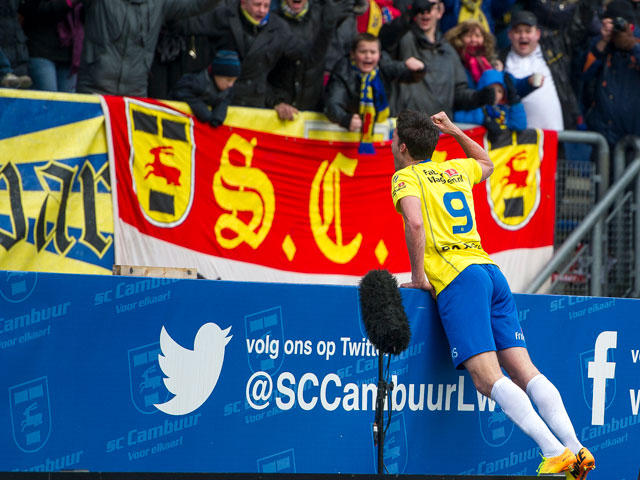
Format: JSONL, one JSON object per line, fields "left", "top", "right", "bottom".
{"left": 396, "top": 110, "right": 440, "bottom": 160}
{"left": 350, "top": 32, "right": 380, "bottom": 53}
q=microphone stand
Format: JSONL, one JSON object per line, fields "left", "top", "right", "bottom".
{"left": 373, "top": 350, "right": 393, "bottom": 475}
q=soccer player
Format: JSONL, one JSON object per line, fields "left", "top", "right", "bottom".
{"left": 390, "top": 109, "right": 594, "bottom": 479}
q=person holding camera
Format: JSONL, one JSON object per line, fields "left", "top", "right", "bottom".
{"left": 583, "top": 0, "right": 640, "bottom": 149}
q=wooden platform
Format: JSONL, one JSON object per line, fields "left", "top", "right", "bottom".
{"left": 112, "top": 265, "right": 197, "bottom": 279}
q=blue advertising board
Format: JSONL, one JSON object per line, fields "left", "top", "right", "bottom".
{"left": 0, "top": 271, "right": 638, "bottom": 478}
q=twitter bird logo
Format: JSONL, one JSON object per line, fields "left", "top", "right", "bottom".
{"left": 155, "top": 323, "right": 232, "bottom": 415}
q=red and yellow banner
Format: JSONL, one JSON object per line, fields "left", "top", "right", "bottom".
{"left": 104, "top": 96, "right": 556, "bottom": 290}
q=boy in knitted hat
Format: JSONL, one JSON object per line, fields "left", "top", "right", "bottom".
{"left": 172, "top": 50, "right": 242, "bottom": 127}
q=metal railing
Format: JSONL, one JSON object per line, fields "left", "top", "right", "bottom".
{"left": 527, "top": 135, "right": 640, "bottom": 297}
{"left": 557, "top": 130, "right": 610, "bottom": 201}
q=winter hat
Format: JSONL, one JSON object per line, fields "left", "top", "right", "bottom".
{"left": 603, "top": 0, "right": 635, "bottom": 23}
{"left": 211, "top": 50, "right": 242, "bottom": 78}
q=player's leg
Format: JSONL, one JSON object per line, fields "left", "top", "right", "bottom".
{"left": 463, "top": 351, "right": 572, "bottom": 472}
{"left": 488, "top": 264, "right": 594, "bottom": 478}
{"left": 499, "top": 347, "right": 595, "bottom": 479}
{"left": 498, "top": 347, "right": 580, "bottom": 451}
{"left": 437, "top": 265, "right": 571, "bottom": 473}
{"left": 483, "top": 264, "right": 577, "bottom": 474}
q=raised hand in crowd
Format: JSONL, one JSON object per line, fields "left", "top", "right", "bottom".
{"left": 323, "top": 0, "right": 354, "bottom": 27}
{"left": 601, "top": 15, "right": 640, "bottom": 52}
{"left": 592, "top": 0, "right": 639, "bottom": 53}
{"left": 596, "top": 17, "right": 615, "bottom": 51}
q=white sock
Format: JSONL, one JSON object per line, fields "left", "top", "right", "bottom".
{"left": 491, "top": 376, "right": 565, "bottom": 458}
{"left": 526, "top": 374, "right": 583, "bottom": 454}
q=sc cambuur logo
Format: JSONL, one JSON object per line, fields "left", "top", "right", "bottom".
{"left": 126, "top": 99, "right": 195, "bottom": 228}
{"left": 9, "top": 377, "right": 51, "bottom": 452}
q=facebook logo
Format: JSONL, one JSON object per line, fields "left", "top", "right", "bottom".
{"left": 587, "top": 331, "right": 617, "bottom": 425}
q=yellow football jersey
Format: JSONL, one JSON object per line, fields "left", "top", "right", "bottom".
{"left": 391, "top": 158, "right": 495, "bottom": 294}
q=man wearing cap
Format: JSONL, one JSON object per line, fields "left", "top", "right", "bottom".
{"left": 500, "top": 5, "right": 596, "bottom": 132}
{"left": 583, "top": 0, "right": 640, "bottom": 149}
{"left": 172, "top": 50, "right": 242, "bottom": 127}
{"left": 384, "top": 0, "right": 497, "bottom": 117}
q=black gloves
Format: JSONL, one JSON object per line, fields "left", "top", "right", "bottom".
{"left": 323, "top": 0, "right": 353, "bottom": 26}
{"left": 473, "top": 86, "right": 496, "bottom": 107}
{"left": 503, "top": 73, "right": 521, "bottom": 106}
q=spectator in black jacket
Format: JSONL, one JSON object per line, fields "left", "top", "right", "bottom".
{"left": 267, "top": 0, "right": 352, "bottom": 119}
{"left": 324, "top": 33, "right": 424, "bottom": 136}
{"left": 172, "top": 50, "right": 241, "bottom": 127}
{"left": 148, "top": 17, "right": 213, "bottom": 99}
{"left": 203, "top": 0, "right": 296, "bottom": 109}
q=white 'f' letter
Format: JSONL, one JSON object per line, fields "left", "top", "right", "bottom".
{"left": 588, "top": 331, "right": 617, "bottom": 425}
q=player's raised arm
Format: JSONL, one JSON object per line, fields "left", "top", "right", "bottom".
{"left": 430, "top": 111, "right": 493, "bottom": 182}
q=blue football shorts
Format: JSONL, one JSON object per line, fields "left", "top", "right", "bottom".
{"left": 436, "top": 263, "right": 527, "bottom": 369}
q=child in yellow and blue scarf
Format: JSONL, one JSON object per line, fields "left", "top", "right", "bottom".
{"left": 354, "top": 39, "right": 391, "bottom": 154}
{"left": 324, "top": 33, "right": 425, "bottom": 154}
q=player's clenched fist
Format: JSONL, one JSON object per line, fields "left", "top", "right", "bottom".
{"left": 430, "top": 111, "right": 459, "bottom": 136}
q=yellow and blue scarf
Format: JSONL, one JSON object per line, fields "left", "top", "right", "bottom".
{"left": 280, "top": 0, "right": 310, "bottom": 20}
{"left": 241, "top": 7, "right": 270, "bottom": 27}
{"left": 354, "top": 61, "right": 389, "bottom": 154}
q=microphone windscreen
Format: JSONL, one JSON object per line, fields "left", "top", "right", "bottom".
{"left": 358, "top": 269, "right": 411, "bottom": 354}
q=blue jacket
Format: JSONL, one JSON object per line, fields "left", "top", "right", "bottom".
{"left": 454, "top": 69, "right": 527, "bottom": 131}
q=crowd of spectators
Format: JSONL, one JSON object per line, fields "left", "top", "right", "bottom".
{"left": 1, "top": 0, "right": 640, "bottom": 150}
